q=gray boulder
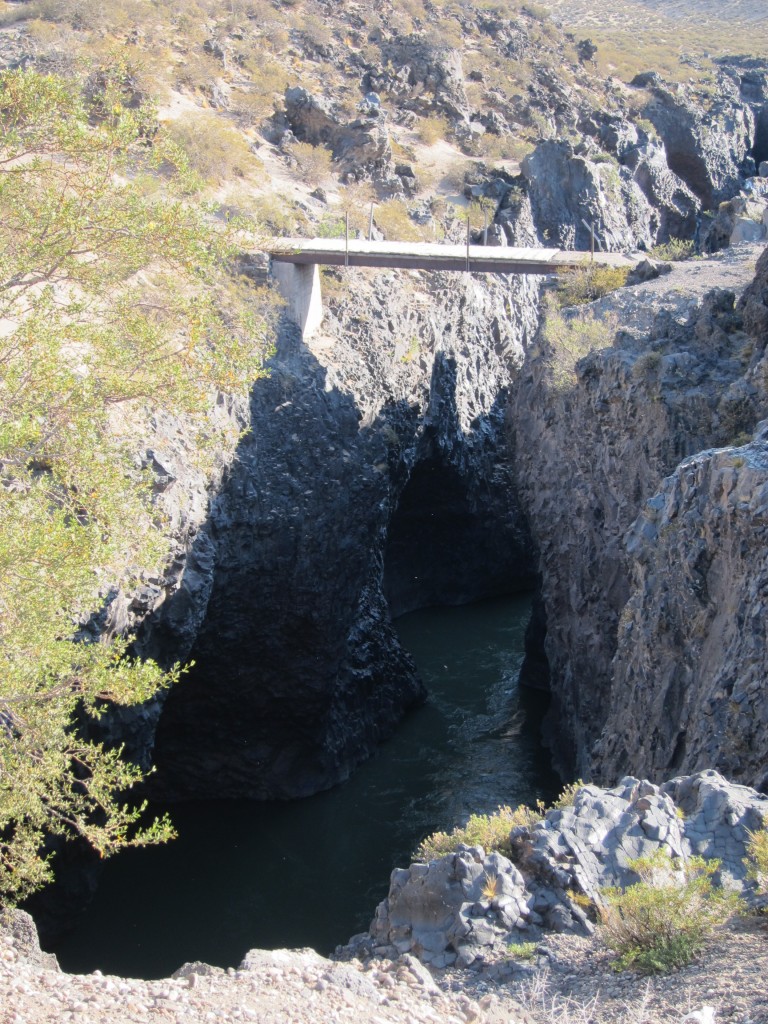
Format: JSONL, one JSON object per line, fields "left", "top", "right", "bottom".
{"left": 370, "top": 848, "right": 532, "bottom": 966}
{"left": 283, "top": 86, "right": 392, "bottom": 176}
{"left": 521, "top": 140, "right": 655, "bottom": 251}
{"left": 366, "top": 772, "right": 768, "bottom": 966}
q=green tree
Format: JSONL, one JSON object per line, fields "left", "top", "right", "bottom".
{"left": 0, "top": 67, "right": 270, "bottom": 902}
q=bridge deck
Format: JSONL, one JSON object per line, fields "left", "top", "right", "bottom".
{"left": 266, "top": 238, "right": 635, "bottom": 274}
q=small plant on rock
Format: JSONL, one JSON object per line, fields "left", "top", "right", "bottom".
{"left": 289, "top": 140, "right": 333, "bottom": 186}
{"left": 649, "top": 238, "right": 695, "bottom": 262}
{"left": 745, "top": 826, "right": 768, "bottom": 895}
{"left": 415, "top": 804, "right": 541, "bottom": 860}
{"left": 555, "top": 263, "right": 630, "bottom": 307}
{"left": 599, "top": 849, "right": 742, "bottom": 974}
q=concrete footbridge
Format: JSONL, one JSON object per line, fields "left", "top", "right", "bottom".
{"left": 266, "top": 237, "right": 636, "bottom": 337}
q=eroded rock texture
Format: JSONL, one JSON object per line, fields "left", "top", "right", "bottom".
{"left": 358, "top": 771, "right": 768, "bottom": 967}
{"left": 147, "top": 270, "right": 541, "bottom": 799}
{"left": 514, "top": 244, "right": 768, "bottom": 787}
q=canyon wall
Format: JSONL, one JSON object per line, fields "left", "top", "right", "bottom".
{"left": 514, "top": 243, "right": 768, "bottom": 790}
{"left": 142, "top": 269, "right": 542, "bottom": 800}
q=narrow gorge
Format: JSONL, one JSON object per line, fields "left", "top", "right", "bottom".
{"left": 3, "top": 2, "right": 768, "bottom": 1019}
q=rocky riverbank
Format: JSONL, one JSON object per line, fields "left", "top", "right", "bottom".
{"left": 4, "top": 770, "right": 767, "bottom": 1024}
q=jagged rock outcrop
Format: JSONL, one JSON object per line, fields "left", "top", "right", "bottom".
{"left": 365, "top": 37, "right": 470, "bottom": 121}
{"left": 147, "top": 269, "right": 541, "bottom": 800}
{"left": 635, "top": 61, "right": 768, "bottom": 208}
{"left": 357, "top": 771, "right": 768, "bottom": 968}
{"left": 283, "top": 86, "right": 392, "bottom": 175}
{"left": 514, "top": 244, "right": 768, "bottom": 783}
{"left": 595, "top": 429, "right": 768, "bottom": 789}
{"left": 521, "top": 140, "right": 655, "bottom": 251}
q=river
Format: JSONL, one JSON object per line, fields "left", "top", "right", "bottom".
{"left": 50, "top": 594, "right": 560, "bottom": 978}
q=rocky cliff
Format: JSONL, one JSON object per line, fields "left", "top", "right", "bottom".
{"left": 514, "top": 242, "right": 768, "bottom": 788}
{"left": 143, "top": 268, "right": 541, "bottom": 800}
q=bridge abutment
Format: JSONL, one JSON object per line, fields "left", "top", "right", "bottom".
{"left": 271, "top": 260, "right": 324, "bottom": 339}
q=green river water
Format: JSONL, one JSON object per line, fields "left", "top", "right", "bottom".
{"left": 51, "top": 594, "right": 559, "bottom": 979}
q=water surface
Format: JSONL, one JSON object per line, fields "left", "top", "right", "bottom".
{"left": 52, "top": 594, "right": 559, "bottom": 978}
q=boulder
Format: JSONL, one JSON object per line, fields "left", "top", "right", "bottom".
{"left": 370, "top": 847, "right": 532, "bottom": 965}
{"left": 730, "top": 216, "right": 765, "bottom": 244}
{"left": 365, "top": 772, "right": 768, "bottom": 965}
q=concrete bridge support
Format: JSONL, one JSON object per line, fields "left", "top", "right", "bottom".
{"left": 271, "top": 260, "right": 324, "bottom": 339}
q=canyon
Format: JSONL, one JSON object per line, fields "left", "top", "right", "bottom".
{"left": 2, "top": 1, "right": 768, "bottom": 1019}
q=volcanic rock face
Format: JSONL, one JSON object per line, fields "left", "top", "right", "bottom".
{"left": 514, "top": 243, "right": 768, "bottom": 788}
{"left": 146, "top": 270, "right": 541, "bottom": 800}
{"left": 357, "top": 771, "right": 768, "bottom": 967}
{"left": 596, "top": 430, "right": 768, "bottom": 789}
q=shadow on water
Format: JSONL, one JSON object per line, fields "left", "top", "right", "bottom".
{"left": 51, "top": 594, "right": 559, "bottom": 980}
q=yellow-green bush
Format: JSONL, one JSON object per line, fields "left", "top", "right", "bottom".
{"left": 556, "top": 263, "right": 630, "bottom": 307}
{"left": 415, "top": 804, "right": 542, "bottom": 861}
{"left": 542, "top": 301, "right": 618, "bottom": 391}
{"left": 649, "top": 238, "right": 695, "bottom": 262}
{"left": 415, "top": 781, "right": 585, "bottom": 861}
{"left": 745, "top": 827, "right": 768, "bottom": 895}
{"left": 417, "top": 115, "right": 450, "bottom": 146}
{"left": 599, "top": 850, "right": 742, "bottom": 974}
{"left": 166, "top": 111, "right": 255, "bottom": 183}
{"left": 289, "top": 140, "right": 334, "bottom": 186}
{"left": 374, "top": 199, "right": 423, "bottom": 241}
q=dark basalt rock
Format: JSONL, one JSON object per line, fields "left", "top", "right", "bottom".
{"left": 514, "top": 244, "right": 768, "bottom": 785}
{"left": 144, "top": 269, "right": 541, "bottom": 801}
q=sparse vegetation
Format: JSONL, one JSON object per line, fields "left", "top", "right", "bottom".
{"left": 166, "top": 111, "right": 255, "bottom": 183}
{"left": 650, "top": 238, "right": 696, "bottom": 262}
{"left": 415, "top": 781, "right": 584, "bottom": 861}
{"left": 289, "top": 140, "right": 334, "bottom": 186}
{"left": 745, "top": 826, "right": 768, "bottom": 895}
{"left": 374, "top": 199, "right": 424, "bottom": 242}
{"left": 599, "top": 849, "right": 742, "bottom": 974}
{"left": 417, "top": 115, "right": 450, "bottom": 146}
{"left": 555, "top": 264, "right": 630, "bottom": 307}
{"left": 542, "top": 301, "right": 618, "bottom": 390}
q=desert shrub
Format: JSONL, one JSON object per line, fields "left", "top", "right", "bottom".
{"left": 632, "top": 349, "right": 662, "bottom": 380}
{"left": 173, "top": 51, "right": 223, "bottom": 93}
{"left": 745, "top": 827, "right": 768, "bottom": 895}
{"left": 551, "top": 779, "right": 584, "bottom": 809}
{"left": 471, "top": 133, "right": 534, "bottom": 163}
{"left": 542, "top": 302, "right": 618, "bottom": 391}
{"left": 650, "top": 238, "right": 695, "bottom": 262}
{"left": 289, "top": 140, "right": 333, "bottom": 185}
{"left": 415, "top": 804, "right": 542, "bottom": 860}
{"left": 373, "top": 199, "right": 423, "bottom": 241}
{"left": 415, "top": 781, "right": 586, "bottom": 861}
{"left": 317, "top": 215, "right": 345, "bottom": 238}
{"left": 417, "top": 114, "right": 450, "bottom": 145}
{"left": 166, "top": 112, "right": 254, "bottom": 183}
{"left": 248, "top": 192, "right": 309, "bottom": 236}
{"left": 232, "top": 59, "right": 288, "bottom": 124}
{"left": 599, "top": 850, "right": 742, "bottom": 974}
{"left": 300, "top": 13, "right": 333, "bottom": 50}
{"left": 555, "top": 263, "right": 629, "bottom": 307}
{"left": 338, "top": 181, "right": 377, "bottom": 234}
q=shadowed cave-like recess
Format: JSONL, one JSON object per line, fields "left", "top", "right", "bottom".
{"left": 383, "top": 455, "right": 535, "bottom": 618}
